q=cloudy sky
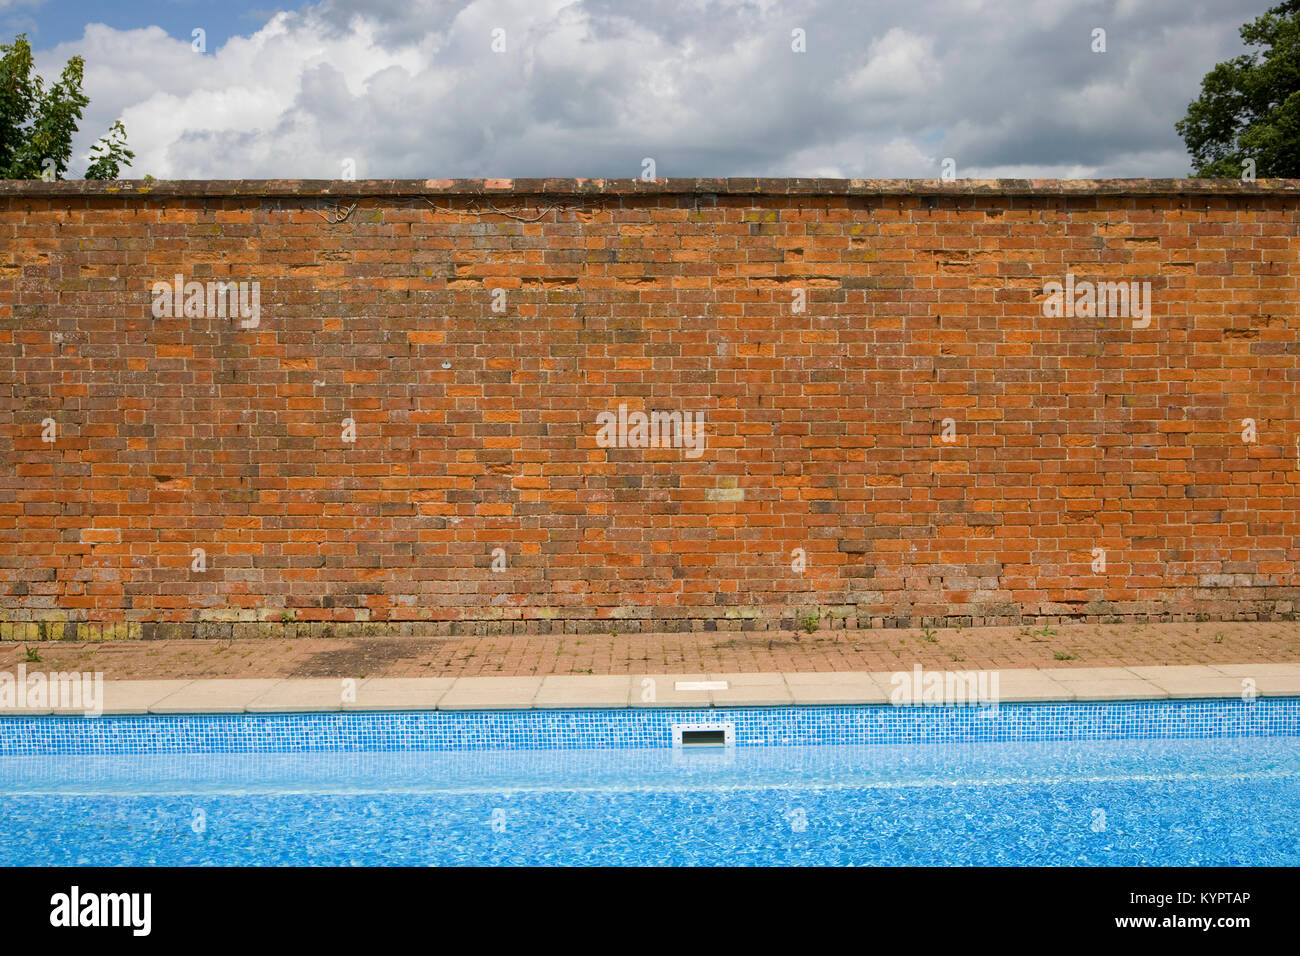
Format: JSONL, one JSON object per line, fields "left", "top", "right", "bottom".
{"left": 2, "top": 0, "right": 1271, "bottom": 179}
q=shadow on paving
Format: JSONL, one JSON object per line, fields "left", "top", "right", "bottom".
{"left": 710, "top": 635, "right": 806, "bottom": 650}
{"left": 288, "top": 638, "right": 446, "bottom": 678}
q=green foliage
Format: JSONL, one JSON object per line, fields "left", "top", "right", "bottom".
{"left": 1022, "top": 623, "right": 1058, "bottom": 639}
{"left": 1176, "top": 1, "right": 1300, "bottom": 177}
{"left": 1, "top": 33, "right": 133, "bottom": 180}
{"left": 0, "top": 33, "right": 38, "bottom": 173}
{"left": 86, "top": 119, "right": 134, "bottom": 180}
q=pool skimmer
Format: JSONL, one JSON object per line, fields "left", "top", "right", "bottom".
{"left": 672, "top": 722, "right": 734, "bottom": 749}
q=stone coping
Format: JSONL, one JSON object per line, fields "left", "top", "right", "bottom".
{"left": 2, "top": 664, "right": 1295, "bottom": 716}
{"left": 3, "top": 177, "right": 1300, "bottom": 201}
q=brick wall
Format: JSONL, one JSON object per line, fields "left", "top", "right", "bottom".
{"left": 1, "top": 178, "right": 1298, "bottom": 639}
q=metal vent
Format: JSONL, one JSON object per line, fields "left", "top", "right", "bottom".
{"left": 680, "top": 729, "right": 727, "bottom": 747}
{"left": 672, "top": 722, "right": 734, "bottom": 748}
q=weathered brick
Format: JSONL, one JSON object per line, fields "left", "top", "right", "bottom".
{"left": 0, "top": 178, "right": 1296, "bottom": 634}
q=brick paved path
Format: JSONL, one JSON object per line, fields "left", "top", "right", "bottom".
{"left": 2, "top": 620, "right": 1296, "bottom": 680}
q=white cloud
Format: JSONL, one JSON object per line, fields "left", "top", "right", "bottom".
{"left": 840, "top": 28, "right": 941, "bottom": 100}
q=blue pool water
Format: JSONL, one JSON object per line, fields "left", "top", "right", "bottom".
{"left": 2, "top": 709, "right": 1298, "bottom": 866}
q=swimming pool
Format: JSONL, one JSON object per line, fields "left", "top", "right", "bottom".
{"left": 1, "top": 699, "right": 1297, "bottom": 866}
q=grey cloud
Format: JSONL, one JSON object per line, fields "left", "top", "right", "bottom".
{"left": 46, "top": 0, "right": 1276, "bottom": 178}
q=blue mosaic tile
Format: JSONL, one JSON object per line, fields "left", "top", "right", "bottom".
{"left": 0, "top": 697, "right": 1295, "bottom": 756}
